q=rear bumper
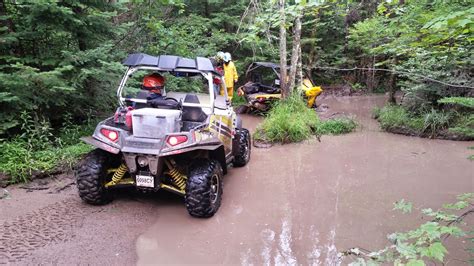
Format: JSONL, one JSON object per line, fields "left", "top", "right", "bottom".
{"left": 81, "top": 136, "right": 120, "bottom": 154}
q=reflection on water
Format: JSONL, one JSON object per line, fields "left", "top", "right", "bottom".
{"left": 237, "top": 222, "right": 342, "bottom": 266}
{"left": 260, "top": 228, "right": 275, "bottom": 265}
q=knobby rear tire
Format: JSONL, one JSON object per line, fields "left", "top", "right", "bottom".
{"left": 185, "top": 159, "right": 223, "bottom": 218}
{"left": 75, "top": 149, "right": 118, "bottom": 205}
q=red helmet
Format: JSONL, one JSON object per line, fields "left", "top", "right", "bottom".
{"left": 143, "top": 73, "right": 165, "bottom": 92}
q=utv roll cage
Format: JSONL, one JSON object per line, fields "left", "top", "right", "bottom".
{"left": 117, "top": 53, "right": 227, "bottom": 111}
{"left": 244, "top": 61, "right": 316, "bottom": 86}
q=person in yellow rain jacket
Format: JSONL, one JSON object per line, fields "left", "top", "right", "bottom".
{"left": 220, "top": 52, "right": 238, "bottom": 101}
{"left": 301, "top": 77, "right": 323, "bottom": 108}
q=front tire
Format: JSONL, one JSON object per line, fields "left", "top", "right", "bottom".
{"left": 185, "top": 159, "right": 223, "bottom": 218}
{"left": 75, "top": 149, "right": 118, "bottom": 205}
{"left": 233, "top": 128, "right": 251, "bottom": 167}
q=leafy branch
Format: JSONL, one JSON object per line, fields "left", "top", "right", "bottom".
{"left": 341, "top": 193, "right": 474, "bottom": 266}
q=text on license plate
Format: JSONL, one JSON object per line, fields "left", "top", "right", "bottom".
{"left": 136, "top": 175, "right": 154, "bottom": 188}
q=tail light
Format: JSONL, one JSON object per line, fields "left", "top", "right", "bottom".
{"left": 166, "top": 135, "right": 188, "bottom": 146}
{"left": 100, "top": 128, "right": 119, "bottom": 142}
{"left": 125, "top": 109, "right": 133, "bottom": 129}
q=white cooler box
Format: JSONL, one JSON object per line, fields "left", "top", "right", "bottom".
{"left": 131, "top": 108, "right": 181, "bottom": 139}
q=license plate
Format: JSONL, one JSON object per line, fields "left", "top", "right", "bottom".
{"left": 136, "top": 175, "right": 154, "bottom": 188}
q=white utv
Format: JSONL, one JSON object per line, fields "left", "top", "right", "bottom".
{"left": 75, "top": 53, "right": 251, "bottom": 218}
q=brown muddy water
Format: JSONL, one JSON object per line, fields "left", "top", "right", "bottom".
{"left": 0, "top": 95, "right": 473, "bottom": 265}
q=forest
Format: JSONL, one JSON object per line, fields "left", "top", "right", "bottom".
{"left": 0, "top": 0, "right": 472, "bottom": 179}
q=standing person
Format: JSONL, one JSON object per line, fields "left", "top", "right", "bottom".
{"left": 211, "top": 52, "right": 225, "bottom": 96}
{"left": 221, "top": 52, "right": 238, "bottom": 102}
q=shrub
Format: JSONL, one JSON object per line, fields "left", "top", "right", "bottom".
{"left": 0, "top": 113, "right": 95, "bottom": 184}
{"left": 375, "top": 105, "right": 473, "bottom": 139}
{"left": 448, "top": 114, "right": 474, "bottom": 138}
{"left": 254, "top": 94, "right": 319, "bottom": 143}
{"left": 438, "top": 97, "right": 474, "bottom": 109}
{"left": 422, "top": 109, "right": 452, "bottom": 137}
{"left": 375, "top": 105, "right": 424, "bottom": 132}
{"left": 254, "top": 94, "right": 357, "bottom": 143}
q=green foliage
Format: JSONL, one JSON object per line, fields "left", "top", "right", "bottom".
{"left": 164, "top": 74, "right": 207, "bottom": 93}
{"left": 254, "top": 93, "right": 320, "bottom": 143}
{"left": 422, "top": 109, "right": 452, "bottom": 137}
{"left": 254, "top": 94, "right": 356, "bottom": 143}
{"left": 347, "top": 193, "right": 474, "bottom": 265}
{"left": 350, "top": 0, "right": 473, "bottom": 111}
{"left": 438, "top": 97, "right": 474, "bottom": 109}
{"left": 231, "top": 93, "right": 247, "bottom": 107}
{"left": 315, "top": 117, "right": 357, "bottom": 136}
{"left": 0, "top": 1, "right": 127, "bottom": 135}
{"left": 0, "top": 113, "right": 94, "bottom": 184}
{"left": 468, "top": 147, "right": 474, "bottom": 161}
{"left": 373, "top": 105, "right": 424, "bottom": 133}
{"left": 374, "top": 105, "right": 473, "bottom": 139}
{"left": 393, "top": 199, "right": 412, "bottom": 214}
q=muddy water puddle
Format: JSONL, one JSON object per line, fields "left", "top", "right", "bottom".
{"left": 136, "top": 95, "right": 474, "bottom": 265}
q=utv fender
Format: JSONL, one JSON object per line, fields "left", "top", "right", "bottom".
{"left": 159, "top": 144, "right": 228, "bottom": 174}
{"left": 236, "top": 116, "right": 243, "bottom": 129}
{"left": 209, "top": 145, "right": 228, "bottom": 175}
{"left": 81, "top": 137, "right": 120, "bottom": 154}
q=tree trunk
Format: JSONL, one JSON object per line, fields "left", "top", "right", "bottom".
{"left": 204, "top": 0, "right": 209, "bottom": 17}
{"left": 388, "top": 58, "right": 397, "bottom": 103}
{"left": 73, "top": 6, "right": 87, "bottom": 51}
{"left": 288, "top": 14, "right": 302, "bottom": 93}
{"left": 296, "top": 43, "right": 302, "bottom": 89}
{"left": 279, "top": 0, "right": 288, "bottom": 99}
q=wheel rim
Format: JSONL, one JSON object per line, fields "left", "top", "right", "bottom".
{"left": 210, "top": 174, "right": 220, "bottom": 204}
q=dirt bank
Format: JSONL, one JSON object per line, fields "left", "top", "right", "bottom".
{"left": 375, "top": 125, "right": 474, "bottom": 141}
{"left": 1, "top": 95, "right": 472, "bottom": 265}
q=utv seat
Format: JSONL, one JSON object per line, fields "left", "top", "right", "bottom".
{"left": 181, "top": 94, "right": 207, "bottom": 131}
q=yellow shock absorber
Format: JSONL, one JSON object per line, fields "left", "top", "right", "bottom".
{"left": 164, "top": 159, "right": 187, "bottom": 191}
{"left": 105, "top": 163, "right": 128, "bottom": 187}
{"left": 168, "top": 167, "right": 186, "bottom": 191}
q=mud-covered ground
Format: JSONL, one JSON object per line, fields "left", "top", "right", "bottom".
{"left": 1, "top": 95, "right": 473, "bottom": 265}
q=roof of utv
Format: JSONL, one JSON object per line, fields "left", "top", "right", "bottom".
{"left": 123, "top": 53, "right": 220, "bottom": 76}
{"left": 251, "top": 62, "right": 281, "bottom": 69}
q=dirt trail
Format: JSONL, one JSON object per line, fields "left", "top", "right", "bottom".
{"left": 1, "top": 95, "right": 473, "bottom": 265}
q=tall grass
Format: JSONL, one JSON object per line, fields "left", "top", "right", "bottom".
{"left": 255, "top": 94, "right": 319, "bottom": 143}
{"left": 254, "top": 94, "right": 357, "bottom": 143}
{"left": 316, "top": 117, "right": 357, "bottom": 135}
{"left": 374, "top": 105, "right": 473, "bottom": 139}
{"left": 373, "top": 105, "right": 424, "bottom": 132}
{"left": 0, "top": 113, "right": 95, "bottom": 184}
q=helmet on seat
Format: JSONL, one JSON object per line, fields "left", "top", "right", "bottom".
{"left": 142, "top": 73, "right": 165, "bottom": 93}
